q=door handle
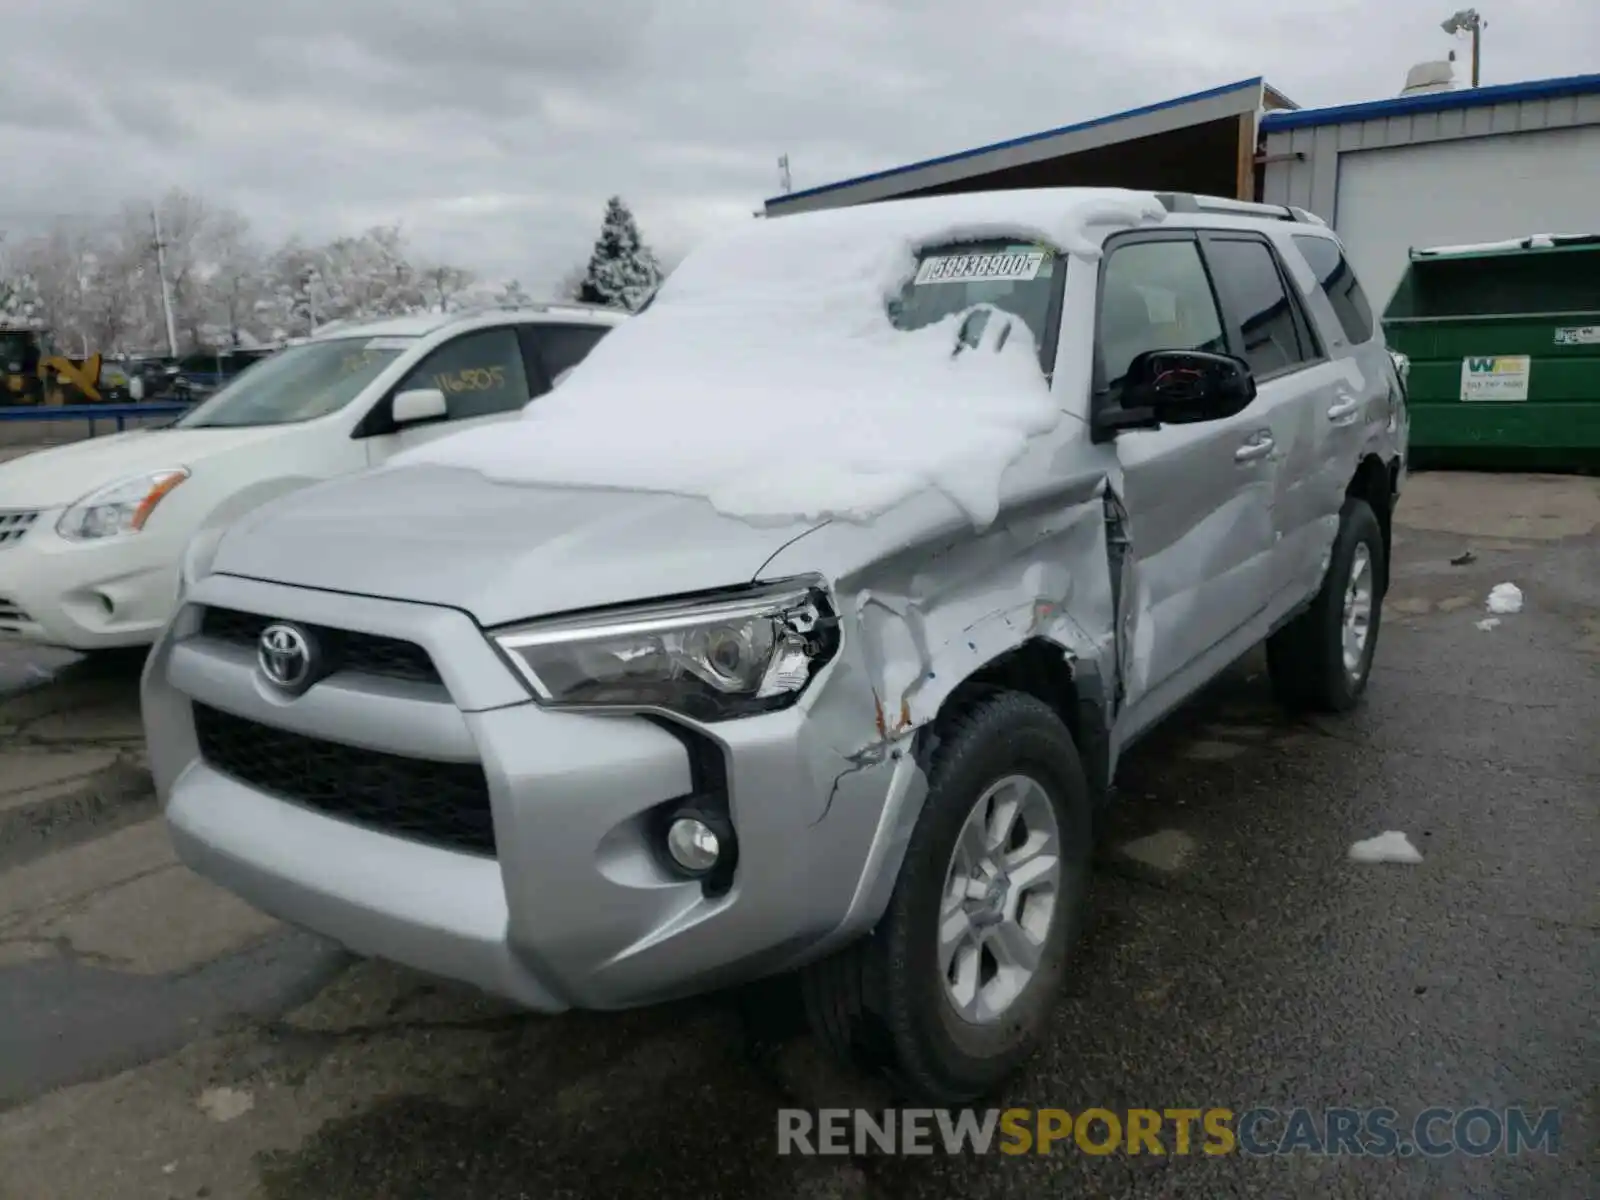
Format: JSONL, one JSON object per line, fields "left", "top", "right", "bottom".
{"left": 1327, "top": 396, "right": 1362, "bottom": 422}
{"left": 1234, "top": 434, "right": 1275, "bottom": 463}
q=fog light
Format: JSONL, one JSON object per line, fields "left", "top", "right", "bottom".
{"left": 666, "top": 816, "right": 721, "bottom": 874}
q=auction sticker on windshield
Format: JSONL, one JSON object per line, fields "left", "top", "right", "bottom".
{"left": 915, "top": 249, "right": 1047, "bottom": 286}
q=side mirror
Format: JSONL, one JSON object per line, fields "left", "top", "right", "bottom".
{"left": 392, "top": 387, "right": 448, "bottom": 425}
{"left": 1094, "top": 350, "right": 1256, "bottom": 436}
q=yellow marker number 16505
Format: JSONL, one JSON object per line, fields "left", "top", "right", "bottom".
{"left": 434, "top": 366, "right": 506, "bottom": 394}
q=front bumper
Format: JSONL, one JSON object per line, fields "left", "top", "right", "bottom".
{"left": 0, "top": 506, "right": 183, "bottom": 649}
{"left": 145, "top": 571, "right": 923, "bottom": 1011}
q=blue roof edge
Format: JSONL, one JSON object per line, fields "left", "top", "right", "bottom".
{"left": 765, "top": 76, "right": 1266, "bottom": 208}
{"left": 1261, "top": 71, "right": 1600, "bottom": 132}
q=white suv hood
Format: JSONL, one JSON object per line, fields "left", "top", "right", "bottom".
{"left": 0, "top": 427, "right": 289, "bottom": 508}
{"left": 209, "top": 463, "right": 826, "bottom": 626}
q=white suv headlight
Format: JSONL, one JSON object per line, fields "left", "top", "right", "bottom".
{"left": 56, "top": 468, "right": 190, "bottom": 541}
{"left": 491, "top": 578, "right": 840, "bottom": 721}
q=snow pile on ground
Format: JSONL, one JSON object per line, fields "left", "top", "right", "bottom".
{"left": 1486, "top": 582, "right": 1524, "bottom": 614}
{"left": 395, "top": 189, "right": 1167, "bottom": 527}
{"left": 1348, "top": 831, "right": 1424, "bottom": 864}
{"left": 1476, "top": 617, "right": 1501, "bottom": 632}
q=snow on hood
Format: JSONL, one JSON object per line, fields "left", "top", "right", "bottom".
{"left": 395, "top": 189, "right": 1167, "bottom": 529}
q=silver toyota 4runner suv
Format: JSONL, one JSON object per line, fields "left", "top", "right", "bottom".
{"left": 143, "top": 189, "right": 1407, "bottom": 1103}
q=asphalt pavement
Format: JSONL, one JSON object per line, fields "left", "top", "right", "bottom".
{"left": 0, "top": 471, "right": 1595, "bottom": 1200}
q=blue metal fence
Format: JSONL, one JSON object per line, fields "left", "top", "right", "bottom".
{"left": 0, "top": 402, "right": 192, "bottom": 436}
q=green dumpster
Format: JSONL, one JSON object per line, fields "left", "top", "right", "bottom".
{"left": 1381, "top": 234, "right": 1600, "bottom": 470}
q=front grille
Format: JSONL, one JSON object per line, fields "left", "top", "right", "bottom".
{"left": 193, "top": 703, "right": 496, "bottom": 856}
{"left": 0, "top": 510, "right": 39, "bottom": 548}
{"left": 199, "top": 606, "right": 441, "bottom": 686}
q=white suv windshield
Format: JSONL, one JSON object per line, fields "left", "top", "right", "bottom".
{"left": 174, "top": 337, "right": 414, "bottom": 429}
{"left": 888, "top": 239, "right": 1063, "bottom": 372}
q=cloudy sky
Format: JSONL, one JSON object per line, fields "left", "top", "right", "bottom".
{"left": 3, "top": 0, "right": 1595, "bottom": 290}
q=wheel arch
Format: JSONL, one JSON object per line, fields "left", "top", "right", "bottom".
{"left": 924, "top": 638, "right": 1113, "bottom": 808}
{"left": 1346, "top": 453, "right": 1397, "bottom": 595}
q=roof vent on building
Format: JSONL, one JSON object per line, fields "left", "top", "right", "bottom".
{"left": 1400, "top": 58, "right": 1457, "bottom": 96}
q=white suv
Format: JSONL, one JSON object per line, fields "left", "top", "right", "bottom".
{"left": 145, "top": 189, "right": 1406, "bottom": 1102}
{"left": 0, "top": 305, "right": 623, "bottom": 650}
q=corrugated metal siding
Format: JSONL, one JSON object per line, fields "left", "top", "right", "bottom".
{"left": 1263, "top": 91, "right": 1600, "bottom": 222}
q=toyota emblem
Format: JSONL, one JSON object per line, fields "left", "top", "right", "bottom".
{"left": 258, "top": 622, "right": 316, "bottom": 692}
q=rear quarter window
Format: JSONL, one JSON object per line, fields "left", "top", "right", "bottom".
{"left": 1294, "top": 235, "right": 1375, "bottom": 345}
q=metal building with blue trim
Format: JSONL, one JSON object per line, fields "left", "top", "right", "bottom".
{"left": 1260, "top": 72, "right": 1600, "bottom": 308}
{"left": 763, "top": 77, "right": 1299, "bottom": 218}
{"left": 765, "top": 71, "right": 1600, "bottom": 313}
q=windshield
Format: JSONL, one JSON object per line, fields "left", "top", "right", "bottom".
{"left": 888, "top": 239, "right": 1063, "bottom": 373}
{"left": 173, "top": 337, "right": 414, "bottom": 428}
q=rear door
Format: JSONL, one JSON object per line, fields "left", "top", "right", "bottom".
{"left": 1199, "top": 231, "right": 1343, "bottom": 617}
{"left": 1285, "top": 234, "right": 1391, "bottom": 597}
{"left": 1096, "top": 231, "right": 1278, "bottom": 713}
{"left": 518, "top": 322, "right": 614, "bottom": 390}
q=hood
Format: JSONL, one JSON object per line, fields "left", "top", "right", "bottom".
{"left": 0, "top": 425, "right": 290, "bottom": 508}
{"left": 210, "top": 463, "right": 825, "bottom": 626}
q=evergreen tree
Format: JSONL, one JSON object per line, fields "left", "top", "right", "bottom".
{"left": 577, "top": 196, "right": 662, "bottom": 312}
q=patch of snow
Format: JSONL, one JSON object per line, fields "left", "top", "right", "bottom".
{"left": 394, "top": 189, "right": 1167, "bottom": 528}
{"left": 1486, "top": 582, "right": 1523, "bottom": 614}
{"left": 1476, "top": 617, "right": 1501, "bottom": 631}
{"left": 1348, "top": 831, "right": 1423, "bottom": 865}
{"left": 197, "top": 1086, "right": 254, "bottom": 1122}
{"left": 1415, "top": 233, "right": 1593, "bottom": 257}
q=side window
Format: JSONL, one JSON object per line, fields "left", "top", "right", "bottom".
{"left": 1097, "top": 239, "right": 1228, "bottom": 389}
{"left": 530, "top": 324, "right": 611, "bottom": 388}
{"left": 1293, "top": 235, "right": 1376, "bottom": 345}
{"left": 1204, "top": 238, "right": 1315, "bottom": 378}
{"left": 398, "top": 328, "right": 530, "bottom": 421}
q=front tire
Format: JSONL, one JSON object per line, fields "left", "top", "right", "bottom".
{"left": 803, "top": 690, "right": 1093, "bottom": 1103}
{"left": 1267, "top": 496, "right": 1385, "bottom": 713}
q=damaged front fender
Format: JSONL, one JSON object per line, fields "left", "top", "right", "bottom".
{"left": 759, "top": 457, "right": 1129, "bottom": 947}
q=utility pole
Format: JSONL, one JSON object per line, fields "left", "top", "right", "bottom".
{"left": 778, "top": 154, "right": 793, "bottom": 194}
{"left": 1441, "top": 9, "right": 1486, "bottom": 86}
{"left": 150, "top": 206, "right": 179, "bottom": 357}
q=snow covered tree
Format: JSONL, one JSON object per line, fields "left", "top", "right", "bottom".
{"left": 0, "top": 235, "right": 40, "bottom": 326}
{"left": 576, "top": 196, "right": 662, "bottom": 312}
{"left": 497, "top": 278, "right": 534, "bottom": 307}
{"left": 0, "top": 193, "right": 480, "bottom": 352}
{"left": 420, "top": 263, "right": 475, "bottom": 313}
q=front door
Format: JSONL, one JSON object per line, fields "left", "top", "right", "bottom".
{"left": 1095, "top": 232, "right": 1279, "bottom": 721}
{"left": 364, "top": 325, "right": 546, "bottom": 465}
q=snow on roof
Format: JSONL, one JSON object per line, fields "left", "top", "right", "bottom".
{"left": 395, "top": 188, "right": 1167, "bottom": 528}
{"left": 1412, "top": 233, "right": 1600, "bottom": 258}
{"left": 314, "top": 313, "right": 452, "bottom": 340}
{"left": 313, "top": 305, "right": 626, "bottom": 343}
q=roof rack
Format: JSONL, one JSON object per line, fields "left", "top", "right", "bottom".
{"left": 1155, "top": 192, "right": 1323, "bottom": 225}
{"left": 451, "top": 300, "right": 627, "bottom": 320}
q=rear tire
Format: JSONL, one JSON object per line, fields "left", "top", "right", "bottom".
{"left": 1267, "top": 496, "right": 1385, "bottom": 713}
{"left": 802, "top": 690, "right": 1093, "bottom": 1103}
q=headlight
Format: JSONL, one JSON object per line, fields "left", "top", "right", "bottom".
{"left": 491, "top": 578, "right": 840, "bottom": 721}
{"left": 56, "top": 469, "right": 190, "bottom": 541}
